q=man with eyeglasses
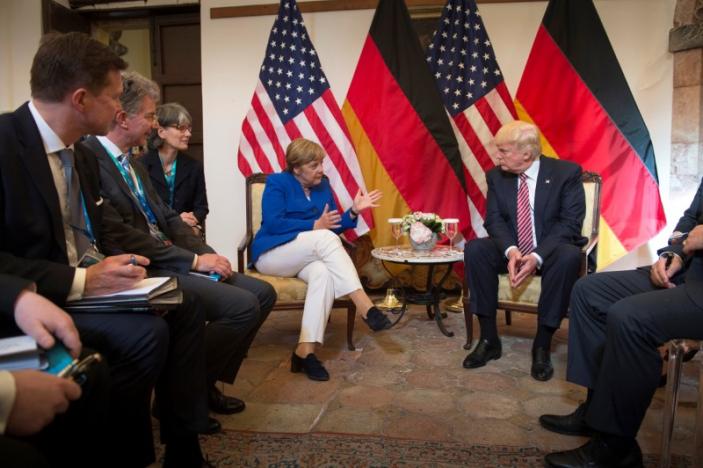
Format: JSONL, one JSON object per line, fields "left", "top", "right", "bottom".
{"left": 79, "top": 71, "right": 277, "bottom": 434}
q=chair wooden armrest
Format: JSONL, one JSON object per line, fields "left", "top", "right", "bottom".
{"left": 237, "top": 233, "right": 251, "bottom": 272}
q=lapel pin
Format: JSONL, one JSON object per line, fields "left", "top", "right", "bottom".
{"left": 545, "top": 179, "right": 551, "bottom": 184}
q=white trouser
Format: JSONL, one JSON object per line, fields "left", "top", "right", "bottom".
{"left": 255, "top": 230, "right": 362, "bottom": 344}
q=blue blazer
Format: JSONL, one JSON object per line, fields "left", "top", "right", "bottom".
{"left": 251, "top": 172, "right": 357, "bottom": 265}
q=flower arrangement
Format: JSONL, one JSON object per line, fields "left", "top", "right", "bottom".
{"left": 401, "top": 212, "right": 445, "bottom": 245}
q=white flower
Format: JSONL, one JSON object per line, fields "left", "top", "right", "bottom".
{"left": 409, "top": 221, "right": 432, "bottom": 243}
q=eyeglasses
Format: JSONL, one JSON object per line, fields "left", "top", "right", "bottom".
{"left": 168, "top": 124, "right": 193, "bottom": 133}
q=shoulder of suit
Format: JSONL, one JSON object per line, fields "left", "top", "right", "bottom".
{"left": 542, "top": 155, "right": 582, "bottom": 172}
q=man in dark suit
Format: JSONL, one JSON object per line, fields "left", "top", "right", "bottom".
{"left": 79, "top": 71, "right": 276, "bottom": 423}
{"left": 0, "top": 33, "right": 210, "bottom": 467}
{"left": 539, "top": 180, "right": 703, "bottom": 467}
{"left": 0, "top": 274, "right": 110, "bottom": 468}
{"left": 463, "top": 120, "right": 585, "bottom": 381}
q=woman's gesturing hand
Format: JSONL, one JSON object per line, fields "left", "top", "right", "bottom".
{"left": 313, "top": 204, "right": 342, "bottom": 230}
{"left": 352, "top": 189, "right": 382, "bottom": 214}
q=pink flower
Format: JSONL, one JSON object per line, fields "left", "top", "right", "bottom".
{"left": 409, "top": 221, "right": 432, "bottom": 243}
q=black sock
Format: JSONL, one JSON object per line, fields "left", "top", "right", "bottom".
{"left": 533, "top": 324, "right": 556, "bottom": 351}
{"left": 477, "top": 315, "right": 499, "bottom": 343}
{"left": 164, "top": 432, "right": 203, "bottom": 467}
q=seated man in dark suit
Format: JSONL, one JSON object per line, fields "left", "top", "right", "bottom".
{"left": 79, "top": 71, "right": 276, "bottom": 423}
{"left": 463, "top": 120, "right": 585, "bottom": 381}
{"left": 0, "top": 32, "right": 210, "bottom": 467}
{"left": 0, "top": 274, "right": 109, "bottom": 468}
{"left": 539, "top": 179, "right": 703, "bottom": 467}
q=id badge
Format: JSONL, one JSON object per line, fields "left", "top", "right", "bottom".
{"left": 77, "top": 246, "right": 105, "bottom": 267}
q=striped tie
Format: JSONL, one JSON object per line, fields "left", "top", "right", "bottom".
{"left": 516, "top": 173, "right": 534, "bottom": 255}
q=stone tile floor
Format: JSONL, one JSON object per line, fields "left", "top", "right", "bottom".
{"left": 213, "top": 298, "right": 698, "bottom": 458}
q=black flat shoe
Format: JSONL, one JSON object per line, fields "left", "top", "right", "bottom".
{"left": 539, "top": 402, "right": 592, "bottom": 436}
{"left": 200, "top": 417, "right": 222, "bottom": 435}
{"left": 545, "top": 436, "right": 643, "bottom": 468}
{"left": 462, "top": 338, "right": 502, "bottom": 369}
{"left": 363, "top": 306, "right": 391, "bottom": 331}
{"left": 531, "top": 347, "right": 554, "bottom": 381}
{"left": 208, "top": 385, "right": 246, "bottom": 414}
{"left": 291, "top": 352, "right": 329, "bottom": 381}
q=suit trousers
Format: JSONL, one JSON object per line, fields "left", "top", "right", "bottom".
{"left": 255, "top": 230, "right": 361, "bottom": 344}
{"left": 151, "top": 269, "right": 276, "bottom": 385}
{"left": 464, "top": 238, "right": 581, "bottom": 328}
{"left": 72, "top": 291, "right": 208, "bottom": 466}
{"left": 567, "top": 269, "right": 703, "bottom": 437}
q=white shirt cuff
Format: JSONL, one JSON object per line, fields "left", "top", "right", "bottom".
{"left": 67, "top": 268, "right": 87, "bottom": 302}
{"left": 191, "top": 254, "right": 198, "bottom": 270}
{"left": 531, "top": 252, "right": 543, "bottom": 268}
{"left": 0, "top": 371, "right": 16, "bottom": 435}
{"left": 505, "top": 245, "right": 518, "bottom": 258}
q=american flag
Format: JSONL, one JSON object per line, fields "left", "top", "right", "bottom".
{"left": 426, "top": 0, "right": 516, "bottom": 239}
{"left": 237, "top": 0, "right": 371, "bottom": 236}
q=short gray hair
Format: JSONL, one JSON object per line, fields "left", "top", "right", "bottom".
{"left": 147, "top": 102, "right": 192, "bottom": 149}
{"left": 120, "top": 70, "right": 160, "bottom": 116}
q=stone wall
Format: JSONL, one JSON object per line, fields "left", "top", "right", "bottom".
{"left": 671, "top": 0, "right": 703, "bottom": 191}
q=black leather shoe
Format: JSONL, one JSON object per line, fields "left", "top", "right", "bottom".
{"left": 545, "top": 436, "right": 643, "bottom": 467}
{"left": 208, "top": 385, "right": 246, "bottom": 415}
{"left": 539, "top": 402, "right": 592, "bottom": 436}
{"left": 462, "top": 339, "right": 502, "bottom": 369}
{"left": 363, "top": 306, "right": 391, "bottom": 331}
{"left": 291, "top": 352, "right": 329, "bottom": 381}
{"left": 200, "top": 417, "right": 222, "bottom": 435}
{"left": 531, "top": 347, "right": 554, "bottom": 381}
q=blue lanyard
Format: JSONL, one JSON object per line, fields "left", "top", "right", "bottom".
{"left": 164, "top": 158, "right": 177, "bottom": 208}
{"left": 102, "top": 144, "right": 159, "bottom": 226}
{"left": 70, "top": 194, "right": 96, "bottom": 247}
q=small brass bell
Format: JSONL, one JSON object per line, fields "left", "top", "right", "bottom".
{"left": 376, "top": 287, "right": 402, "bottom": 310}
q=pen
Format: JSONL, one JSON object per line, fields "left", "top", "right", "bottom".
{"left": 129, "top": 255, "right": 137, "bottom": 266}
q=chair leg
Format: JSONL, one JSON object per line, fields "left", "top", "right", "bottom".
{"left": 463, "top": 300, "right": 473, "bottom": 350}
{"left": 660, "top": 340, "right": 684, "bottom": 468}
{"left": 505, "top": 310, "right": 512, "bottom": 325}
{"left": 696, "top": 354, "right": 703, "bottom": 467}
{"left": 346, "top": 304, "right": 356, "bottom": 351}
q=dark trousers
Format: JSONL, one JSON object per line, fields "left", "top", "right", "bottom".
{"left": 567, "top": 269, "right": 703, "bottom": 437}
{"left": 152, "top": 270, "right": 276, "bottom": 386}
{"left": 1, "top": 349, "right": 110, "bottom": 468}
{"left": 72, "top": 291, "right": 208, "bottom": 466}
{"left": 464, "top": 238, "right": 582, "bottom": 329}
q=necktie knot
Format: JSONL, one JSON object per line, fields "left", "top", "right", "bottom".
{"left": 118, "top": 153, "right": 130, "bottom": 172}
{"left": 58, "top": 148, "right": 74, "bottom": 169}
{"left": 519, "top": 172, "right": 528, "bottom": 183}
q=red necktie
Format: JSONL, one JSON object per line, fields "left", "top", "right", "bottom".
{"left": 516, "top": 173, "right": 534, "bottom": 255}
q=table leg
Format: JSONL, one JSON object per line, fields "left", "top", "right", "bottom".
{"left": 431, "top": 264, "right": 454, "bottom": 337}
{"left": 388, "top": 288, "right": 408, "bottom": 329}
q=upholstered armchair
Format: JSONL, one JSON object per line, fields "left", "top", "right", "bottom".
{"left": 462, "top": 171, "right": 602, "bottom": 349}
{"left": 237, "top": 173, "right": 357, "bottom": 351}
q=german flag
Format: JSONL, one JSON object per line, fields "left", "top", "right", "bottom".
{"left": 515, "top": 0, "right": 666, "bottom": 267}
{"left": 342, "top": 0, "right": 470, "bottom": 249}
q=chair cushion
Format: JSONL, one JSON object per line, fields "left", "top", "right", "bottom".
{"left": 497, "top": 274, "right": 542, "bottom": 305}
{"left": 244, "top": 269, "right": 308, "bottom": 302}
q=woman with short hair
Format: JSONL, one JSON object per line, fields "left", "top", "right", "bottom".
{"left": 252, "top": 138, "right": 390, "bottom": 381}
{"left": 141, "top": 102, "right": 208, "bottom": 237}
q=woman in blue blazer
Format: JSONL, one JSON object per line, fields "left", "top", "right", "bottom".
{"left": 252, "top": 138, "right": 389, "bottom": 381}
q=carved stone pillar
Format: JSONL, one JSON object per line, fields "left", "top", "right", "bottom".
{"left": 670, "top": 0, "right": 703, "bottom": 192}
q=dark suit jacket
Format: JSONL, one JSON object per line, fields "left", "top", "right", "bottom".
{"left": 0, "top": 103, "right": 107, "bottom": 304}
{"left": 138, "top": 149, "right": 209, "bottom": 224}
{"left": 0, "top": 274, "right": 32, "bottom": 317}
{"left": 483, "top": 155, "right": 586, "bottom": 261}
{"left": 79, "top": 136, "right": 215, "bottom": 274}
{"left": 660, "top": 177, "right": 703, "bottom": 306}
{"left": 0, "top": 103, "right": 178, "bottom": 304}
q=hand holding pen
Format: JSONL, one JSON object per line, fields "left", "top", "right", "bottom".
{"left": 84, "top": 254, "right": 150, "bottom": 296}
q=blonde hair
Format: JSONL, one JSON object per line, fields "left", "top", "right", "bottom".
{"left": 285, "top": 138, "right": 325, "bottom": 172}
{"left": 495, "top": 120, "right": 541, "bottom": 159}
